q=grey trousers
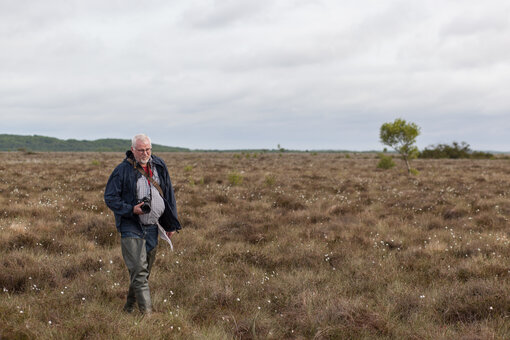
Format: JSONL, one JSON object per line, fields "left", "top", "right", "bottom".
{"left": 121, "top": 237, "right": 157, "bottom": 313}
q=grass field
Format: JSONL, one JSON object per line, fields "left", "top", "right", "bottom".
{"left": 1, "top": 151, "right": 510, "bottom": 339}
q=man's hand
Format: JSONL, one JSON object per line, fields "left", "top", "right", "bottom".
{"left": 133, "top": 202, "right": 145, "bottom": 215}
{"left": 166, "top": 231, "right": 176, "bottom": 239}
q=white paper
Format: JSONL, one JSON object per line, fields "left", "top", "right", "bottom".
{"left": 157, "top": 223, "right": 174, "bottom": 251}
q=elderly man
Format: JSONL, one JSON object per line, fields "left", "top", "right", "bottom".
{"left": 104, "top": 134, "right": 181, "bottom": 314}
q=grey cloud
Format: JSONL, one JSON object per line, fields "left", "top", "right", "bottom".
{"left": 440, "top": 10, "right": 510, "bottom": 37}
{"left": 1, "top": 0, "right": 509, "bottom": 151}
{"left": 183, "top": 0, "right": 271, "bottom": 29}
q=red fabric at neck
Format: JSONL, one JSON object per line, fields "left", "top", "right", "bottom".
{"left": 141, "top": 164, "right": 152, "bottom": 184}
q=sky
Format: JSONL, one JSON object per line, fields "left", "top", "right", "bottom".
{"left": 1, "top": 0, "right": 509, "bottom": 151}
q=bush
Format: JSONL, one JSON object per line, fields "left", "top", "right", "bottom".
{"left": 377, "top": 154, "right": 395, "bottom": 169}
{"left": 470, "top": 151, "right": 494, "bottom": 159}
{"left": 419, "top": 142, "right": 493, "bottom": 159}
{"left": 265, "top": 174, "right": 276, "bottom": 186}
{"left": 228, "top": 172, "right": 243, "bottom": 186}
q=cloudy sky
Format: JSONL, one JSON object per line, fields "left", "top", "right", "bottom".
{"left": 1, "top": 0, "right": 509, "bottom": 151}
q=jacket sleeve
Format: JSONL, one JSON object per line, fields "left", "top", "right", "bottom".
{"left": 104, "top": 166, "right": 135, "bottom": 218}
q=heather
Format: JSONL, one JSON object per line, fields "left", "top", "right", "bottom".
{"left": 1, "top": 152, "right": 510, "bottom": 339}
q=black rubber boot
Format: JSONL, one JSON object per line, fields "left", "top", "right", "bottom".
{"left": 123, "top": 286, "right": 136, "bottom": 313}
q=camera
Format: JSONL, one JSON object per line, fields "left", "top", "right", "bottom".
{"left": 137, "top": 197, "right": 151, "bottom": 214}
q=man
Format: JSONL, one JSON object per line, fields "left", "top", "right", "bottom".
{"left": 104, "top": 134, "right": 181, "bottom": 314}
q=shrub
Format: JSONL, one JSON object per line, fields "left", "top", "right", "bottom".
{"left": 377, "top": 154, "right": 395, "bottom": 169}
{"left": 470, "top": 151, "right": 494, "bottom": 159}
{"left": 419, "top": 141, "right": 494, "bottom": 159}
{"left": 228, "top": 172, "right": 243, "bottom": 186}
{"left": 265, "top": 174, "right": 276, "bottom": 186}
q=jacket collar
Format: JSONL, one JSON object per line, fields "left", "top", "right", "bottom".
{"left": 125, "top": 150, "right": 135, "bottom": 160}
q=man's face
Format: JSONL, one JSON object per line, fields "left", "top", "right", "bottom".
{"left": 132, "top": 139, "right": 152, "bottom": 165}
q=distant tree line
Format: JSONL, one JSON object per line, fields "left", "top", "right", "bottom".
{"left": 0, "top": 134, "right": 188, "bottom": 152}
{"left": 418, "top": 141, "right": 493, "bottom": 159}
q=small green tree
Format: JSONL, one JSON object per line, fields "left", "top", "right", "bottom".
{"left": 380, "top": 118, "right": 420, "bottom": 174}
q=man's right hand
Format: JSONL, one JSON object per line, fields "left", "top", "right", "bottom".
{"left": 133, "top": 202, "right": 145, "bottom": 215}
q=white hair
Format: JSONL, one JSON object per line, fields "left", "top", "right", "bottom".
{"left": 131, "top": 134, "right": 151, "bottom": 148}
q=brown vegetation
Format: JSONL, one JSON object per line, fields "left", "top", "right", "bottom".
{"left": 1, "top": 152, "right": 510, "bottom": 339}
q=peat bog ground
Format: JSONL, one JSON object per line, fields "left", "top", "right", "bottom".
{"left": 1, "top": 151, "right": 510, "bottom": 339}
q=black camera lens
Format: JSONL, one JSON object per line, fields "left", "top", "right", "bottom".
{"left": 141, "top": 202, "right": 151, "bottom": 214}
{"left": 137, "top": 197, "right": 151, "bottom": 214}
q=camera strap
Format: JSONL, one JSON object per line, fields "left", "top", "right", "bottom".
{"left": 126, "top": 158, "right": 164, "bottom": 198}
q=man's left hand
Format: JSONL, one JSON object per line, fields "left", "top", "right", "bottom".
{"left": 166, "top": 231, "right": 176, "bottom": 239}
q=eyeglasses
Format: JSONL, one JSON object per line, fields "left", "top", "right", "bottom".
{"left": 135, "top": 148, "right": 152, "bottom": 153}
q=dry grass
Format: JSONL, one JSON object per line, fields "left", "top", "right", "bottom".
{"left": 1, "top": 152, "right": 510, "bottom": 339}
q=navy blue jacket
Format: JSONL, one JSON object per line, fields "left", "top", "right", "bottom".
{"left": 104, "top": 151, "right": 181, "bottom": 234}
